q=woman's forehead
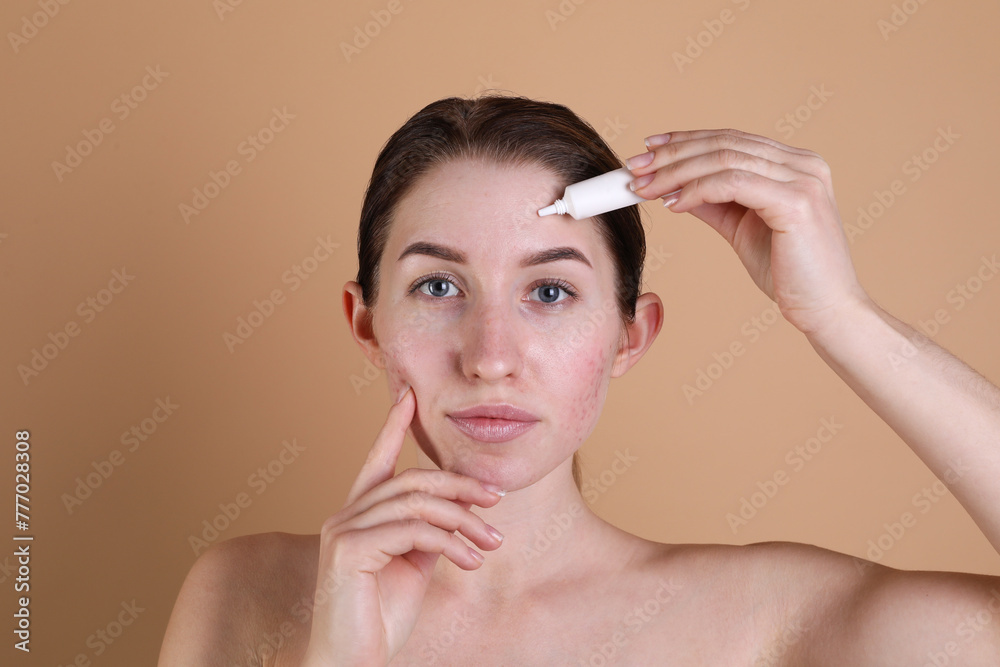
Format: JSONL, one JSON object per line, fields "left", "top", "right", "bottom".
{"left": 386, "top": 159, "right": 610, "bottom": 269}
{"left": 402, "top": 158, "right": 558, "bottom": 219}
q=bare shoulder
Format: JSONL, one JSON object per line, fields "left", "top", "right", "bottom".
{"left": 158, "top": 531, "right": 321, "bottom": 666}
{"left": 645, "top": 537, "right": 873, "bottom": 590}
{"left": 626, "top": 539, "right": 873, "bottom": 665}
{"left": 650, "top": 540, "right": 1000, "bottom": 665}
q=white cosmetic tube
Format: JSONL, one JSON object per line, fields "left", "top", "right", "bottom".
{"left": 538, "top": 167, "right": 646, "bottom": 220}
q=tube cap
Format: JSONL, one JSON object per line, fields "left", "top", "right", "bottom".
{"left": 538, "top": 199, "right": 566, "bottom": 216}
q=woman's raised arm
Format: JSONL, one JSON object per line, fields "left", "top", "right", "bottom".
{"left": 627, "top": 128, "right": 1000, "bottom": 660}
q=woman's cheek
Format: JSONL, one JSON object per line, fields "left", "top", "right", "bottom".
{"left": 558, "top": 341, "right": 612, "bottom": 444}
{"left": 381, "top": 334, "right": 427, "bottom": 403}
{"left": 379, "top": 315, "right": 450, "bottom": 428}
{"left": 381, "top": 324, "right": 455, "bottom": 469}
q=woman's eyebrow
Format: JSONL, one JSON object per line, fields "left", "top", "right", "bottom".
{"left": 521, "top": 246, "right": 592, "bottom": 269}
{"left": 397, "top": 241, "right": 465, "bottom": 264}
{"left": 397, "top": 242, "right": 592, "bottom": 269}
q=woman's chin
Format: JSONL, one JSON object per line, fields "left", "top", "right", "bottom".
{"left": 415, "top": 440, "right": 537, "bottom": 489}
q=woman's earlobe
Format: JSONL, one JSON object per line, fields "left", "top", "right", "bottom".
{"left": 610, "top": 327, "right": 632, "bottom": 378}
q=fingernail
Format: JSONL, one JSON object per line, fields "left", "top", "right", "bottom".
{"left": 630, "top": 173, "right": 655, "bottom": 191}
{"left": 485, "top": 524, "right": 504, "bottom": 543}
{"left": 644, "top": 133, "right": 671, "bottom": 148}
{"left": 661, "top": 188, "right": 682, "bottom": 209}
{"left": 480, "top": 482, "right": 506, "bottom": 496}
{"left": 395, "top": 384, "right": 410, "bottom": 404}
{"left": 625, "top": 151, "right": 654, "bottom": 170}
{"left": 468, "top": 547, "right": 484, "bottom": 564}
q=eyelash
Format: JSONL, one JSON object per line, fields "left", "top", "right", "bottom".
{"left": 407, "top": 271, "right": 580, "bottom": 304}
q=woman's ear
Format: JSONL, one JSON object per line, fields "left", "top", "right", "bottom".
{"left": 343, "top": 280, "right": 384, "bottom": 368}
{"left": 611, "top": 292, "right": 663, "bottom": 378}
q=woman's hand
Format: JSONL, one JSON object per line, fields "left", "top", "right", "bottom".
{"left": 301, "top": 387, "right": 505, "bottom": 666}
{"left": 625, "top": 129, "right": 873, "bottom": 336}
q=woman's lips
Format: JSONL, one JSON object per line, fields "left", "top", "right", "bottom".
{"left": 447, "top": 416, "right": 539, "bottom": 443}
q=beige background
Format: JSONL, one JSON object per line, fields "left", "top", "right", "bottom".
{"left": 2, "top": 0, "right": 999, "bottom": 663}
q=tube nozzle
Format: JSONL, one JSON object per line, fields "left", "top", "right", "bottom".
{"left": 538, "top": 199, "right": 567, "bottom": 217}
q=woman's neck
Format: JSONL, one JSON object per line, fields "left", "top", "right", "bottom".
{"left": 416, "top": 450, "right": 636, "bottom": 604}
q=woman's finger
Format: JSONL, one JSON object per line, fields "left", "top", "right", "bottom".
{"left": 628, "top": 130, "right": 831, "bottom": 187}
{"left": 346, "top": 466, "right": 504, "bottom": 519}
{"left": 344, "top": 386, "right": 415, "bottom": 506}
{"left": 667, "top": 169, "right": 819, "bottom": 234}
{"left": 631, "top": 149, "right": 801, "bottom": 205}
{"left": 647, "top": 128, "right": 820, "bottom": 158}
{"left": 335, "top": 520, "right": 487, "bottom": 573}
{"left": 334, "top": 490, "right": 504, "bottom": 552}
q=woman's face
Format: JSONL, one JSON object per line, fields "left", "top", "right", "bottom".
{"left": 370, "top": 158, "right": 628, "bottom": 491}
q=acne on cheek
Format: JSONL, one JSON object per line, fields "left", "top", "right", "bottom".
{"left": 378, "top": 313, "right": 433, "bottom": 395}
{"left": 380, "top": 326, "right": 443, "bottom": 455}
{"left": 384, "top": 352, "right": 415, "bottom": 406}
{"left": 564, "top": 345, "right": 611, "bottom": 441}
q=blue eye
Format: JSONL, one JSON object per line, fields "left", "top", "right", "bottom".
{"left": 528, "top": 279, "right": 578, "bottom": 304}
{"left": 418, "top": 277, "right": 459, "bottom": 298}
{"left": 530, "top": 284, "right": 569, "bottom": 303}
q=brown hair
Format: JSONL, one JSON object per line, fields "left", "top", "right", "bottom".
{"left": 356, "top": 93, "right": 647, "bottom": 491}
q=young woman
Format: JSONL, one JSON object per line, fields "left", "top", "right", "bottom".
{"left": 159, "top": 94, "right": 1000, "bottom": 666}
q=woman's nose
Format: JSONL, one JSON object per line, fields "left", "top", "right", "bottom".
{"left": 460, "top": 300, "right": 523, "bottom": 381}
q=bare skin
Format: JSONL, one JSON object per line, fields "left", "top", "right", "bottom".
{"left": 159, "top": 130, "right": 1000, "bottom": 666}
